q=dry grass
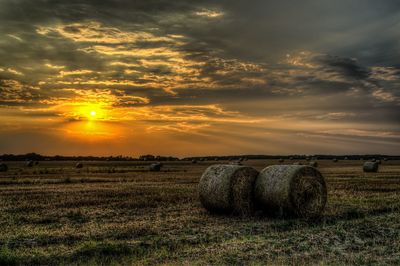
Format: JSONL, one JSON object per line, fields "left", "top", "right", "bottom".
{"left": 0, "top": 160, "right": 399, "bottom": 265}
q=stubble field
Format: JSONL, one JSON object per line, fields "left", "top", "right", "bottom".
{"left": 0, "top": 160, "right": 399, "bottom": 265}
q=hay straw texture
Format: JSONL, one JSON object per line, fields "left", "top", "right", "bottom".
{"left": 0, "top": 163, "right": 8, "bottom": 172}
{"left": 363, "top": 162, "right": 379, "bottom": 172}
{"left": 198, "top": 164, "right": 259, "bottom": 216}
{"left": 255, "top": 165, "right": 327, "bottom": 218}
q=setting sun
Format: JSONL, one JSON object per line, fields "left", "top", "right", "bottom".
{"left": 90, "top": 111, "right": 96, "bottom": 117}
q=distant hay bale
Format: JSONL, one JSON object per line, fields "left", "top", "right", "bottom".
{"left": 371, "top": 158, "right": 376, "bottom": 162}
{"left": 0, "top": 163, "right": 8, "bottom": 172}
{"left": 363, "top": 162, "right": 379, "bottom": 173}
{"left": 191, "top": 159, "right": 197, "bottom": 164}
{"left": 198, "top": 164, "right": 259, "bottom": 216}
{"left": 254, "top": 165, "right": 327, "bottom": 218}
{"left": 333, "top": 158, "right": 338, "bottom": 163}
{"left": 26, "top": 160, "right": 34, "bottom": 167}
{"left": 309, "top": 161, "right": 318, "bottom": 168}
{"left": 149, "top": 162, "right": 162, "bottom": 172}
{"left": 75, "top": 162, "right": 83, "bottom": 169}
{"left": 229, "top": 160, "right": 243, "bottom": 165}
{"left": 383, "top": 158, "right": 388, "bottom": 162}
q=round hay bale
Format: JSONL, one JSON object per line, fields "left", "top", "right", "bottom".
{"left": 26, "top": 160, "right": 34, "bottom": 167}
{"left": 75, "top": 162, "right": 83, "bottom": 169}
{"left": 309, "top": 161, "right": 318, "bottom": 168}
{"left": 149, "top": 163, "right": 162, "bottom": 172}
{"left": 198, "top": 164, "right": 259, "bottom": 216}
{"left": 254, "top": 165, "right": 327, "bottom": 218}
{"left": 363, "top": 162, "right": 379, "bottom": 173}
{"left": 0, "top": 163, "right": 8, "bottom": 172}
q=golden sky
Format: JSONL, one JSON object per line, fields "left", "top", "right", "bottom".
{"left": 0, "top": 1, "right": 399, "bottom": 156}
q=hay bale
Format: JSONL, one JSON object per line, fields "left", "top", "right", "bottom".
{"left": 371, "top": 158, "right": 376, "bottom": 162}
{"left": 363, "top": 162, "right": 379, "bottom": 173}
{"left": 383, "top": 158, "right": 388, "bottom": 162}
{"left": 309, "top": 161, "right": 318, "bottom": 168}
{"left": 254, "top": 165, "right": 327, "bottom": 218}
{"left": 229, "top": 161, "right": 243, "bottom": 165}
{"left": 149, "top": 162, "right": 162, "bottom": 172}
{"left": 198, "top": 164, "right": 259, "bottom": 215}
{"left": 192, "top": 159, "right": 197, "bottom": 164}
{"left": 0, "top": 163, "right": 8, "bottom": 172}
{"left": 75, "top": 162, "right": 83, "bottom": 169}
{"left": 333, "top": 158, "right": 338, "bottom": 163}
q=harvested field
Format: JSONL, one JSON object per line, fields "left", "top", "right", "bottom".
{"left": 0, "top": 160, "right": 399, "bottom": 265}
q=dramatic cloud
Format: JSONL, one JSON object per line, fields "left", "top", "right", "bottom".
{"left": 0, "top": 0, "right": 399, "bottom": 156}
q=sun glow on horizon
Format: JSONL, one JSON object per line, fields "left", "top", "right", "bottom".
{"left": 74, "top": 103, "right": 107, "bottom": 121}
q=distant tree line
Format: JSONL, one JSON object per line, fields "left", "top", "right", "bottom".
{"left": 182, "top": 154, "right": 400, "bottom": 161}
{"left": 0, "top": 153, "right": 180, "bottom": 161}
{"left": 0, "top": 153, "right": 398, "bottom": 161}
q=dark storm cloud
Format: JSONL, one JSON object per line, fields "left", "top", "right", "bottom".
{"left": 315, "top": 55, "right": 370, "bottom": 80}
